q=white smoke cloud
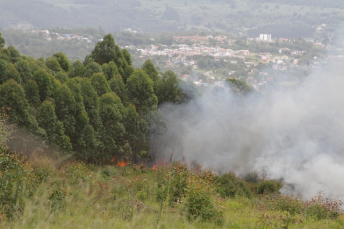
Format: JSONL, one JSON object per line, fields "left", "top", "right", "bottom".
{"left": 152, "top": 34, "right": 344, "bottom": 199}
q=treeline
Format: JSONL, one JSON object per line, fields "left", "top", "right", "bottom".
{"left": 0, "top": 33, "right": 188, "bottom": 164}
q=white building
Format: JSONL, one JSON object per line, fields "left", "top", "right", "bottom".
{"left": 259, "top": 34, "right": 272, "bottom": 41}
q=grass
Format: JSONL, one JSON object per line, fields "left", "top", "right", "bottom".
{"left": 0, "top": 150, "right": 344, "bottom": 228}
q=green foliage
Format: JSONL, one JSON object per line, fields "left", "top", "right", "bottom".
{"left": 102, "top": 61, "right": 119, "bottom": 80}
{"left": 127, "top": 69, "right": 157, "bottom": 115}
{"left": 0, "top": 79, "right": 44, "bottom": 136}
{"left": 244, "top": 172, "right": 260, "bottom": 183}
{"left": 156, "top": 162, "right": 188, "bottom": 206}
{"left": 55, "top": 71, "right": 69, "bottom": 83}
{"left": 53, "top": 52, "right": 71, "bottom": 72}
{"left": 0, "top": 32, "right": 4, "bottom": 48}
{"left": 109, "top": 74, "right": 128, "bottom": 105}
{"left": 156, "top": 70, "right": 187, "bottom": 105}
{"left": 0, "top": 59, "right": 22, "bottom": 84}
{"left": 142, "top": 59, "right": 159, "bottom": 88}
{"left": 33, "top": 68, "right": 57, "bottom": 101}
{"left": 182, "top": 174, "right": 223, "bottom": 225}
{"left": 6, "top": 46, "right": 20, "bottom": 63}
{"left": 91, "top": 34, "right": 117, "bottom": 65}
{"left": 53, "top": 84, "right": 77, "bottom": 138}
{"left": 0, "top": 150, "right": 27, "bottom": 218}
{"left": 23, "top": 80, "right": 40, "bottom": 107}
{"left": 0, "top": 31, "right": 189, "bottom": 167}
{"left": 99, "top": 92, "right": 126, "bottom": 162}
{"left": 46, "top": 56, "right": 62, "bottom": 72}
{"left": 36, "top": 100, "right": 72, "bottom": 152}
{"left": 257, "top": 180, "right": 283, "bottom": 194}
{"left": 83, "top": 61, "right": 102, "bottom": 78}
{"left": 90, "top": 73, "right": 111, "bottom": 96}
{"left": 15, "top": 58, "right": 33, "bottom": 83}
{"left": 121, "top": 49, "right": 132, "bottom": 65}
{"left": 215, "top": 172, "right": 253, "bottom": 198}
{"left": 69, "top": 60, "right": 85, "bottom": 78}
{"left": 227, "top": 78, "right": 253, "bottom": 95}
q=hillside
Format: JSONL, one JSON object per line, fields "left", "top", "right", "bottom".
{"left": 0, "top": 0, "right": 340, "bottom": 38}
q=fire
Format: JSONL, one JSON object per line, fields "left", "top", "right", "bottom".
{"left": 116, "top": 160, "right": 128, "bottom": 167}
{"left": 111, "top": 157, "right": 115, "bottom": 163}
{"left": 152, "top": 164, "right": 158, "bottom": 171}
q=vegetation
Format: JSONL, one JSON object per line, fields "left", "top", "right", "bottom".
{"left": 0, "top": 33, "right": 188, "bottom": 165}
{"left": 0, "top": 0, "right": 340, "bottom": 38}
{"left": 1, "top": 30, "right": 343, "bottom": 228}
{"left": 0, "top": 147, "right": 343, "bottom": 228}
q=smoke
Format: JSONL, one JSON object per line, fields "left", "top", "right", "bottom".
{"left": 152, "top": 35, "right": 344, "bottom": 199}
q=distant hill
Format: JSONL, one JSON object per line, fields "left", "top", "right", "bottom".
{"left": 0, "top": 0, "right": 342, "bottom": 38}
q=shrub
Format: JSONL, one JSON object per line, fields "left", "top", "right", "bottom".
{"left": 182, "top": 174, "right": 223, "bottom": 225}
{"left": 244, "top": 172, "right": 260, "bottom": 183}
{"left": 257, "top": 180, "right": 282, "bottom": 194}
{"left": 305, "top": 192, "right": 343, "bottom": 220}
{"left": 0, "top": 149, "right": 27, "bottom": 218}
{"left": 156, "top": 162, "right": 188, "bottom": 205}
{"left": 215, "top": 172, "right": 252, "bottom": 198}
{"left": 63, "top": 161, "right": 91, "bottom": 185}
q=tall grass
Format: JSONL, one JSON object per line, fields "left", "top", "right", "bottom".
{"left": 1, "top": 150, "right": 344, "bottom": 228}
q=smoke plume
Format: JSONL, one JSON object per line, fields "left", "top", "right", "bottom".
{"left": 152, "top": 37, "right": 344, "bottom": 199}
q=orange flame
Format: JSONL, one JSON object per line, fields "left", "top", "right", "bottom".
{"left": 111, "top": 157, "right": 115, "bottom": 163}
{"left": 152, "top": 164, "right": 158, "bottom": 171}
{"left": 116, "top": 160, "right": 128, "bottom": 167}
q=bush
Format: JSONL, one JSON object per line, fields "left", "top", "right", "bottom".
{"left": 305, "top": 192, "right": 343, "bottom": 220}
{"left": 257, "top": 180, "right": 282, "bottom": 194}
{"left": 0, "top": 148, "right": 27, "bottom": 218}
{"left": 156, "top": 162, "right": 188, "bottom": 205}
{"left": 244, "top": 172, "right": 260, "bottom": 183}
{"left": 215, "top": 172, "right": 252, "bottom": 198}
{"left": 182, "top": 174, "right": 223, "bottom": 225}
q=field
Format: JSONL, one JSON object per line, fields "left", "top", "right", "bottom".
{"left": 1, "top": 149, "right": 343, "bottom": 229}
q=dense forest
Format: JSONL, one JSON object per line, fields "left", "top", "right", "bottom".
{"left": 0, "top": 32, "right": 190, "bottom": 165}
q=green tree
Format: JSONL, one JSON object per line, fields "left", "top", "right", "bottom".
{"left": 226, "top": 78, "right": 253, "bottom": 95}
{"left": 102, "top": 61, "right": 119, "bottom": 80}
{"left": 6, "top": 46, "right": 20, "bottom": 63}
{"left": 0, "top": 32, "right": 5, "bottom": 48}
{"left": 91, "top": 34, "right": 117, "bottom": 65}
{"left": 55, "top": 71, "right": 68, "bottom": 83}
{"left": 36, "top": 100, "right": 72, "bottom": 152}
{"left": 23, "top": 80, "right": 40, "bottom": 107}
{"left": 0, "top": 59, "right": 22, "bottom": 84}
{"left": 53, "top": 52, "right": 71, "bottom": 72}
{"left": 127, "top": 69, "right": 158, "bottom": 116}
{"left": 33, "top": 69, "right": 56, "bottom": 101}
{"left": 126, "top": 69, "right": 158, "bottom": 162}
{"left": 156, "top": 70, "right": 187, "bottom": 105}
{"left": 15, "top": 58, "right": 33, "bottom": 83}
{"left": 109, "top": 74, "right": 128, "bottom": 105}
{"left": 53, "top": 84, "right": 76, "bottom": 139}
{"left": 99, "top": 92, "right": 126, "bottom": 163}
{"left": 77, "top": 77, "right": 103, "bottom": 133}
{"left": 83, "top": 61, "right": 102, "bottom": 78}
{"left": 65, "top": 78, "right": 99, "bottom": 162}
{"left": 121, "top": 49, "right": 132, "bottom": 66}
{"left": 90, "top": 73, "right": 111, "bottom": 96}
{"left": 142, "top": 59, "right": 159, "bottom": 88}
{"left": 46, "top": 56, "right": 62, "bottom": 73}
{"left": 0, "top": 79, "right": 44, "bottom": 136}
{"left": 69, "top": 60, "right": 85, "bottom": 78}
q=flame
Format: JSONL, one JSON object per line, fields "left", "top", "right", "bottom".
{"left": 116, "top": 160, "right": 128, "bottom": 167}
{"left": 111, "top": 157, "right": 115, "bottom": 163}
{"left": 152, "top": 164, "right": 158, "bottom": 171}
